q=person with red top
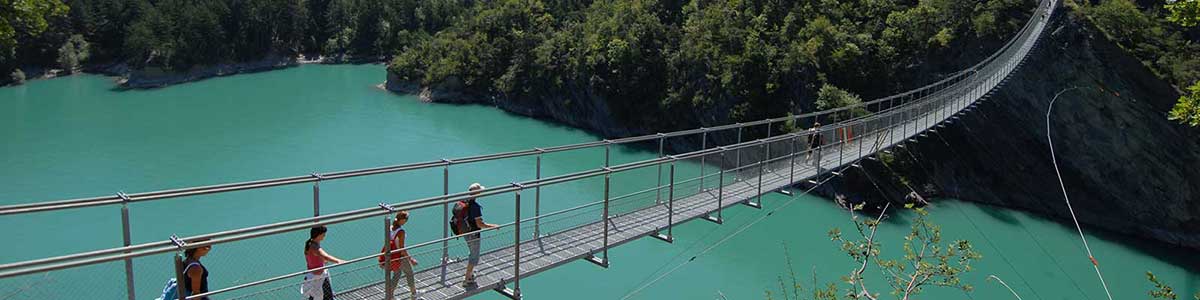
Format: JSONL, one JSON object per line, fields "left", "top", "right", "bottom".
{"left": 381, "top": 211, "right": 424, "bottom": 300}
{"left": 302, "top": 226, "right": 344, "bottom": 300}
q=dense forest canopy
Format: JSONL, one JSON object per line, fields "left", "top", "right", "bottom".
{"left": 4, "top": 0, "right": 1196, "bottom": 126}
{"left": 1, "top": 0, "right": 471, "bottom": 73}
{"left": 389, "top": 0, "right": 1034, "bottom": 130}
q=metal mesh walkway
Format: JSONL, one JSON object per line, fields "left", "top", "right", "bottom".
{"left": 340, "top": 123, "right": 898, "bottom": 300}
{"left": 0, "top": 0, "right": 1056, "bottom": 299}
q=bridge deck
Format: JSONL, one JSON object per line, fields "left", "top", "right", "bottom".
{"left": 340, "top": 132, "right": 892, "bottom": 300}
{"left": 338, "top": 34, "right": 1041, "bottom": 297}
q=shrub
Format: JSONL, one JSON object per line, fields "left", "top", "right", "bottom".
{"left": 10, "top": 69, "right": 26, "bottom": 85}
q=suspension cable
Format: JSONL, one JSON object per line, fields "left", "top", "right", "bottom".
{"left": 1046, "top": 87, "right": 1114, "bottom": 300}
{"left": 930, "top": 130, "right": 1083, "bottom": 300}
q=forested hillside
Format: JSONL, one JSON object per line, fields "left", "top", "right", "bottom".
{"left": 4, "top": 0, "right": 1194, "bottom": 127}
{"left": 1074, "top": 0, "right": 1200, "bottom": 125}
{"left": 2, "top": 0, "right": 470, "bottom": 76}
{"left": 387, "top": 0, "right": 1035, "bottom": 130}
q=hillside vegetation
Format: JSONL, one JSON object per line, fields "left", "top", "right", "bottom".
{"left": 387, "top": 0, "right": 1034, "bottom": 130}
{"left": 1074, "top": 0, "right": 1200, "bottom": 126}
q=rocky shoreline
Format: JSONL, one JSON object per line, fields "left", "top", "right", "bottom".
{"left": 4, "top": 54, "right": 385, "bottom": 89}
{"left": 115, "top": 55, "right": 300, "bottom": 89}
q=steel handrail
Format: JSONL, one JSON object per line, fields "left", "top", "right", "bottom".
{"left": 0, "top": 8, "right": 1043, "bottom": 216}
{"left": 0, "top": 0, "right": 1053, "bottom": 292}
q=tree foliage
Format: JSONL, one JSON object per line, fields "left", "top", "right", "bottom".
{"left": 9, "top": 68, "right": 25, "bottom": 84}
{"left": 1083, "top": 0, "right": 1200, "bottom": 127}
{"left": 56, "top": 34, "right": 88, "bottom": 73}
{"left": 767, "top": 204, "right": 982, "bottom": 300}
{"left": 1146, "top": 271, "right": 1200, "bottom": 300}
{"left": 3, "top": 0, "right": 473, "bottom": 75}
{"left": 815, "top": 84, "right": 868, "bottom": 122}
{"left": 1166, "top": 0, "right": 1200, "bottom": 27}
{"left": 1169, "top": 81, "right": 1200, "bottom": 126}
{"left": 1, "top": 0, "right": 68, "bottom": 68}
{"left": 389, "top": 0, "right": 1033, "bottom": 130}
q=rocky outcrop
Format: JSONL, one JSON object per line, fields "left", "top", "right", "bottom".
{"left": 833, "top": 10, "right": 1200, "bottom": 249}
{"left": 385, "top": 71, "right": 637, "bottom": 138}
{"left": 118, "top": 55, "right": 299, "bottom": 88}
{"left": 385, "top": 8, "right": 1200, "bottom": 249}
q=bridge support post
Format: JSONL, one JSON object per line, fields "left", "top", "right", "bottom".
{"left": 118, "top": 193, "right": 135, "bottom": 300}
{"left": 744, "top": 143, "right": 763, "bottom": 209}
{"left": 699, "top": 129, "right": 707, "bottom": 193}
{"left": 440, "top": 160, "right": 450, "bottom": 283}
{"left": 705, "top": 150, "right": 725, "bottom": 224}
{"left": 311, "top": 173, "right": 323, "bottom": 218}
{"left": 888, "top": 98, "right": 896, "bottom": 146}
{"left": 601, "top": 170, "right": 610, "bottom": 263}
{"left": 382, "top": 214, "right": 394, "bottom": 300}
{"left": 789, "top": 133, "right": 797, "bottom": 187}
{"left": 586, "top": 169, "right": 611, "bottom": 267}
{"left": 653, "top": 162, "right": 675, "bottom": 243}
{"left": 655, "top": 133, "right": 665, "bottom": 204}
{"left": 758, "top": 142, "right": 765, "bottom": 203}
{"left": 173, "top": 249, "right": 186, "bottom": 300}
{"left": 734, "top": 125, "right": 743, "bottom": 181}
{"left": 857, "top": 122, "right": 864, "bottom": 162}
{"left": 838, "top": 125, "right": 845, "bottom": 168}
{"left": 765, "top": 120, "right": 773, "bottom": 172}
{"left": 534, "top": 150, "right": 543, "bottom": 239}
{"left": 511, "top": 186, "right": 523, "bottom": 299}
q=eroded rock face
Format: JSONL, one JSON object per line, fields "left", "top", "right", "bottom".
{"left": 385, "top": 10, "right": 1200, "bottom": 248}
{"left": 836, "top": 11, "right": 1200, "bottom": 249}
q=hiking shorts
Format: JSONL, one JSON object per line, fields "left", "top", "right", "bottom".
{"left": 465, "top": 233, "right": 481, "bottom": 265}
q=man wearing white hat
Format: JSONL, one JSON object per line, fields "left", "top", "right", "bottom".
{"left": 461, "top": 183, "right": 497, "bottom": 288}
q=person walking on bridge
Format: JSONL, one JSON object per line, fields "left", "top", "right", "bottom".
{"left": 456, "top": 183, "right": 498, "bottom": 288}
{"left": 181, "top": 240, "right": 211, "bottom": 300}
{"left": 381, "top": 210, "right": 423, "bottom": 300}
{"left": 805, "top": 122, "right": 824, "bottom": 168}
{"left": 302, "top": 226, "right": 345, "bottom": 300}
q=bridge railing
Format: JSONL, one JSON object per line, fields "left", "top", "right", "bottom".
{"left": 0, "top": 0, "right": 1055, "bottom": 298}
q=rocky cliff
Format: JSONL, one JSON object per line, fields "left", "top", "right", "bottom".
{"left": 385, "top": 8, "right": 1200, "bottom": 249}
{"left": 834, "top": 9, "right": 1200, "bottom": 249}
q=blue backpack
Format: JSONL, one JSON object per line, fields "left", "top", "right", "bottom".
{"left": 156, "top": 262, "right": 200, "bottom": 300}
{"left": 155, "top": 278, "right": 180, "bottom": 300}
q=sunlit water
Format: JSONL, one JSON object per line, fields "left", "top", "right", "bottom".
{"left": 1, "top": 64, "right": 1195, "bottom": 300}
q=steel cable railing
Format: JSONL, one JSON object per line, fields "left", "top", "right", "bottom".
{"left": 0, "top": 0, "right": 1055, "bottom": 299}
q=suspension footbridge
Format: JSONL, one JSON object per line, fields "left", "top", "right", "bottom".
{"left": 0, "top": 0, "right": 1056, "bottom": 299}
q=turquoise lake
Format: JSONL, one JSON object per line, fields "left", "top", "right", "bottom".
{"left": 1, "top": 64, "right": 1196, "bottom": 300}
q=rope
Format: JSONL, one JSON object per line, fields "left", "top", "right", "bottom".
{"left": 988, "top": 275, "right": 1024, "bottom": 300}
{"left": 1045, "top": 87, "right": 1114, "bottom": 300}
{"left": 931, "top": 130, "right": 1088, "bottom": 299}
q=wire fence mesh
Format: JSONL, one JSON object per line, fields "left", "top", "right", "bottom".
{"left": 0, "top": 3, "right": 1055, "bottom": 297}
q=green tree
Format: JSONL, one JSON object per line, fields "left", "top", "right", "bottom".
{"left": 1085, "top": 0, "right": 1200, "bottom": 126}
{"left": 1166, "top": 0, "right": 1200, "bottom": 26}
{"left": 9, "top": 68, "right": 25, "bottom": 84}
{"left": 815, "top": 84, "right": 868, "bottom": 122}
{"left": 1165, "top": 0, "right": 1200, "bottom": 127}
{"left": 56, "top": 34, "right": 89, "bottom": 73}
{"left": 1, "top": 0, "right": 68, "bottom": 68}
{"left": 767, "top": 204, "right": 982, "bottom": 300}
{"left": 1169, "top": 81, "right": 1200, "bottom": 126}
{"left": 1146, "top": 271, "right": 1200, "bottom": 300}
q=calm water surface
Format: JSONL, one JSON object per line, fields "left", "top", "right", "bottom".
{"left": 1, "top": 65, "right": 1196, "bottom": 300}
